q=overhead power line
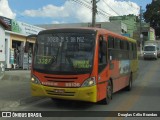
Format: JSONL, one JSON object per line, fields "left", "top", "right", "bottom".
{"left": 69, "top": 0, "right": 110, "bottom": 22}
{"left": 124, "top": 0, "right": 140, "bottom": 12}
{"left": 83, "top": 0, "right": 112, "bottom": 16}
{"left": 101, "top": 0, "right": 120, "bottom": 16}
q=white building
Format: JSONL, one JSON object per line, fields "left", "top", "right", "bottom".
{"left": 0, "top": 16, "right": 44, "bottom": 69}
{"left": 0, "top": 19, "right": 8, "bottom": 79}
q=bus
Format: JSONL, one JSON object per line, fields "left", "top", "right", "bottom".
{"left": 26, "top": 28, "right": 138, "bottom": 104}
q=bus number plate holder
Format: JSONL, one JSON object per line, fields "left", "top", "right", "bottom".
{"left": 53, "top": 89, "right": 65, "bottom": 94}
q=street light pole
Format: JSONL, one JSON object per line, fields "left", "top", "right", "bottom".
{"left": 139, "top": 6, "right": 143, "bottom": 55}
{"left": 92, "top": 0, "right": 96, "bottom": 27}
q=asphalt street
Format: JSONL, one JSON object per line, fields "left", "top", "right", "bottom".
{"left": 0, "top": 59, "right": 160, "bottom": 120}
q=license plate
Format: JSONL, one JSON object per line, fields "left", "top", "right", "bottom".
{"left": 53, "top": 89, "right": 65, "bottom": 93}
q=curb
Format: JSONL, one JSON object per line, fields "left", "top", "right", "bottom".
{"left": 1, "top": 70, "right": 31, "bottom": 81}
{"left": 2, "top": 75, "right": 30, "bottom": 81}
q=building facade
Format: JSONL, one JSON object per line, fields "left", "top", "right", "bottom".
{"left": 0, "top": 19, "right": 8, "bottom": 79}
{"left": 0, "top": 16, "right": 44, "bottom": 69}
{"left": 37, "top": 21, "right": 127, "bottom": 35}
{"left": 110, "top": 14, "right": 138, "bottom": 37}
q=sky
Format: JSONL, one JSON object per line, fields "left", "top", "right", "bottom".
{"left": 0, "top": 0, "right": 152, "bottom": 25}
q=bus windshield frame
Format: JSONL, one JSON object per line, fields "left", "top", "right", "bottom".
{"left": 33, "top": 29, "right": 96, "bottom": 75}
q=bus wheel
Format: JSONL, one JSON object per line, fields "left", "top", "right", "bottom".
{"left": 100, "top": 80, "right": 112, "bottom": 105}
{"left": 126, "top": 74, "right": 132, "bottom": 91}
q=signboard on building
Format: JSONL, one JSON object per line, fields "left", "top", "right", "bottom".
{"left": 0, "top": 16, "right": 44, "bottom": 35}
{"left": 122, "top": 33, "right": 130, "bottom": 37}
{"left": 0, "top": 16, "right": 11, "bottom": 30}
{"left": 11, "top": 20, "right": 44, "bottom": 35}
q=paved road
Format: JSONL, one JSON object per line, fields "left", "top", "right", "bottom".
{"left": 1, "top": 59, "right": 160, "bottom": 120}
{"left": 0, "top": 70, "right": 44, "bottom": 111}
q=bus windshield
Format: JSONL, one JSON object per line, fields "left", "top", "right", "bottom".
{"left": 33, "top": 32, "right": 95, "bottom": 74}
{"left": 144, "top": 46, "right": 156, "bottom": 51}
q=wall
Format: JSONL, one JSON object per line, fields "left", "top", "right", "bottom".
{"left": 0, "top": 25, "right": 5, "bottom": 61}
{"left": 5, "top": 33, "right": 11, "bottom": 68}
{"left": 0, "top": 25, "right": 5, "bottom": 79}
{"left": 110, "top": 15, "right": 137, "bottom": 37}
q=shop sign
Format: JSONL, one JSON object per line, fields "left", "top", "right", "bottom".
{"left": 11, "top": 20, "right": 44, "bottom": 35}
{"left": 0, "top": 16, "right": 44, "bottom": 35}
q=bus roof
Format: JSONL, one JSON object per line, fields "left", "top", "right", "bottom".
{"left": 126, "top": 37, "right": 137, "bottom": 43}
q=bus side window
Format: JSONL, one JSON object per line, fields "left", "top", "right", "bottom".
{"left": 108, "top": 36, "right": 114, "bottom": 48}
{"left": 98, "top": 36, "right": 107, "bottom": 73}
{"left": 114, "top": 38, "right": 120, "bottom": 49}
{"left": 108, "top": 36, "right": 114, "bottom": 60}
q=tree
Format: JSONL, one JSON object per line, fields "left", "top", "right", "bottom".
{"left": 143, "top": 0, "right": 160, "bottom": 37}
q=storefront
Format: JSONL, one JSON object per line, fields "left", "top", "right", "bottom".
{"left": 0, "top": 16, "right": 44, "bottom": 69}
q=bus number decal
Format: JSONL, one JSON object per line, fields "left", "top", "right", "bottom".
{"left": 36, "top": 56, "right": 54, "bottom": 65}
{"left": 65, "top": 83, "right": 80, "bottom": 87}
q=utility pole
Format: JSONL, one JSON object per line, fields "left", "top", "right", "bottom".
{"left": 92, "top": 0, "right": 97, "bottom": 27}
{"left": 139, "top": 6, "right": 143, "bottom": 55}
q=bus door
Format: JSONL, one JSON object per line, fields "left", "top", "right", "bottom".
{"left": 97, "top": 35, "right": 110, "bottom": 101}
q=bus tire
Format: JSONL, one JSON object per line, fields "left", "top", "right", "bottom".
{"left": 100, "top": 80, "right": 112, "bottom": 105}
{"left": 126, "top": 74, "right": 132, "bottom": 91}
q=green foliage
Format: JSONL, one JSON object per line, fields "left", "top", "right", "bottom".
{"left": 143, "top": 1, "right": 160, "bottom": 29}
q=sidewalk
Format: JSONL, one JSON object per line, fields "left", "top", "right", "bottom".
{"left": 0, "top": 70, "right": 44, "bottom": 111}
{"left": 2, "top": 70, "right": 31, "bottom": 81}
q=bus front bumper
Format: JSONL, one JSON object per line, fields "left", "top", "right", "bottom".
{"left": 31, "top": 83, "right": 97, "bottom": 102}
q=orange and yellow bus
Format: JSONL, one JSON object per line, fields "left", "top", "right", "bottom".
{"left": 27, "top": 28, "right": 138, "bottom": 104}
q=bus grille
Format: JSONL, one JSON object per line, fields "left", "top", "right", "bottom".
{"left": 45, "top": 90, "right": 75, "bottom": 96}
{"left": 44, "top": 76, "right": 78, "bottom": 82}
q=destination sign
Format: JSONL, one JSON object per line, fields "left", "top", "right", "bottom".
{"left": 47, "top": 36, "right": 85, "bottom": 43}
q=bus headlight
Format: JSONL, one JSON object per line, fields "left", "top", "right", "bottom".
{"left": 81, "top": 77, "right": 96, "bottom": 87}
{"left": 31, "top": 75, "right": 41, "bottom": 84}
{"left": 143, "top": 52, "right": 146, "bottom": 54}
{"left": 154, "top": 53, "right": 156, "bottom": 55}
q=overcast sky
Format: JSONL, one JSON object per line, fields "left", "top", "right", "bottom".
{"left": 0, "top": 0, "right": 152, "bottom": 24}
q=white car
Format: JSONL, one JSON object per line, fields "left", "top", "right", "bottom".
{"left": 143, "top": 45, "right": 159, "bottom": 60}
